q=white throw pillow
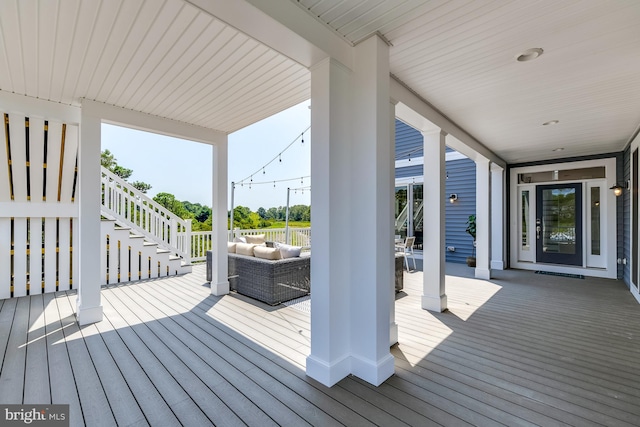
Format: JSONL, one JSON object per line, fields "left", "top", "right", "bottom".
{"left": 235, "top": 243, "right": 257, "bottom": 256}
{"left": 233, "top": 236, "right": 247, "bottom": 243}
{"left": 227, "top": 242, "right": 237, "bottom": 253}
{"left": 253, "top": 246, "right": 282, "bottom": 260}
{"left": 275, "top": 242, "right": 302, "bottom": 258}
{"left": 245, "top": 234, "right": 266, "bottom": 244}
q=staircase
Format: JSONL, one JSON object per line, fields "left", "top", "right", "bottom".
{"left": 100, "top": 167, "right": 192, "bottom": 285}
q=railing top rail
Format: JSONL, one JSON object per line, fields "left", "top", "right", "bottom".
{"left": 101, "top": 166, "right": 190, "bottom": 228}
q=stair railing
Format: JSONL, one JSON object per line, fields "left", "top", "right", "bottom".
{"left": 101, "top": 166, "right": 191, "bottom": 264}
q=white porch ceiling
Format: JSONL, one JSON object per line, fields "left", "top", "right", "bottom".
{"left": 1, "top": 0, "right": 639, "bottom": 164}
{"left": 0, "top": 0, "right": 309, "bottom": 133}
{"left": 293, "top": 0, "right": 640, "bottom": 163}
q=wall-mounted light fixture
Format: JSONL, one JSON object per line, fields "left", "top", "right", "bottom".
{"left": 609, "top": 183, "right": 626, "bottom": 197}
{"left": 449, "top": 193, "right": 458, "bottom": 203}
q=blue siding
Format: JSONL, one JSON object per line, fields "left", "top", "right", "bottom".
{"left": 395, "top": 121, "right": 422, "bottom": 160}
{"left": 445, "top": 158, "right": 476, "bottom": 263}
{"left": 396, "top": 165, "right": 423, "bottom": 179}
{"left": 394, "top": 119, "right": 476, "bottom": 264}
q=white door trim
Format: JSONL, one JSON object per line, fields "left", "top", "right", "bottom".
{"left": 509, "top": 158, "right": 617, "bottom": 279}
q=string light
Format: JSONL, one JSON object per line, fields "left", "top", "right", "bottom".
{"left": 235, "top": 125, "right": 310, "bottom": 186}
{"left": 235, "top": 176, "right": 310, "bottom": 187}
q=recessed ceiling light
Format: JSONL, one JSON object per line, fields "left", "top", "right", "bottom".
{"left": 553, "top": 147, "right": 564, "bottom": 152}
{"left": 517, "top": 48, "right": 544, "bottom": 62}
{"left": 543, "top": 120, "right": 559, "bottom": 126}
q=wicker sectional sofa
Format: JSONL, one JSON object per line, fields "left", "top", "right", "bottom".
{"left": 227, "top": 252, "right": 310, "bottom": 305}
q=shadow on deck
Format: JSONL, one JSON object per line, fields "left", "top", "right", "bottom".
{"left": 1, "top": 263, "right": 639, "bottom": 426}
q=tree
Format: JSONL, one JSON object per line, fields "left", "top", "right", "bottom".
{"left": 153, "top": 192, "right": 190, "bottom": 218}
{"left": 101, "top": 149, "right": 151, "bottom": 193}
{"left": 257, "top": 207, "right": 267, "bottom": 219}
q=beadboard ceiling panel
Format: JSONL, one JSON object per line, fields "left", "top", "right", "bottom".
{"left": 0, "top": 0, "right": 309, "bottom": 134}
{"left": 1, "top": 0, "right": 639, "bottom": 163}
{"left": 294, "top": 0, "right": 640, "bottom": 163}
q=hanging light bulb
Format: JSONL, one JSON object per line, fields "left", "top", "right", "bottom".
{"left": 263, "top": 167, "right": 265, "bottom": 174}
{"left": 301, "top": 132, "right": 304, "bottom": 144}
{"left": 250, "top": 176, "right": 253, "bottom": 182}
{"left": 279, "top": 153, "right": 282, "bottom": 162}
{"left": 273, "top": 181, "right": 276, "bottom": 188}
{"left": 301, "top": 177, "right": 304, "bottom": 184}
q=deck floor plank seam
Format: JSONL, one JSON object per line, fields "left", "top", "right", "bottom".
{"left": 395, "top": 312, "right": 640, "bottom": 400}
{"left": 122, "top": 278, "right": 345, "bottom": 427}
{"left": 56, "top": 293, "right": 118, "bottom": 426}
{"left": 397, "top": 322, "right": 640, "bottom": 426}
{"left": 112, "top": 280, "right": 298, "bottom": 427}
{"left": 137, "top": 275, "right": 385, "bottom": 427}
{"left": 100, "top": 288, "right": 246, "bottom": 427}
{"left": 43, "top": 293, "right": 84, "bottom": 426}
{"left": 100, "top": 291, "right": 215, "bottom": 427}
{"left": 24, "top": 294, "right": 51, "bottom": 404}
{"left": 91, "top": 299, "right": 182, "bottom": 427}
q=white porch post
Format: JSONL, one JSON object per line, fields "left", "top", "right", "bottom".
{"left": 422, "top": 130, "right": 447, "bottom": 312}
{"left": 475, "top": 157, "right": 491, "bottom": 279}
{"left": 307, "top": 34, "right": 394, "bottom": 388}
{"left": 211, "top": 138, "right": 229, "bottom": 295}
{"left": 490, "top": 163, "right": 505, "bottom": 270}
{"left": 306, "top": 57, "right": 353, "bottom": 387}
{"left": 389, "top": 99, "right": 399, "bottom": 347}
{"left": 349, "top": 34, "right": 394, "bottom": 385}
{"left": 76, "top": 108, "right": 103, "bottom": 325}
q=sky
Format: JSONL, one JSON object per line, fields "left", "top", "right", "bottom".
{"left": 101, "top": 100, "right": 311, "bottom": 211}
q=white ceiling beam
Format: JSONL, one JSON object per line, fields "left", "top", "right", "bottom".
{"left": 82, "top": 100, "right": 227, "bottom": 146}
{"left": 187, "top": 0, "right": 352, "bottom": 70}
{"left": 0, "top": 91, "right": 81, "bottom": 124}
{"left": 391, "top": 77, "right": 506, "bottom": 168}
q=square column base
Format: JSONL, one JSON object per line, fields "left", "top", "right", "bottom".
{"left": 211, "top": 280, "right": 230, "bottom": 296}
{"left": 491, "top": 260, "right": 505, "bottom": 270}
{"left": 351, "top": 353, "right": 395, "bottom": 387}
{"left": 475, "top": 268, "right": 491, "bottom": 280}
{"left": 76, "top": 304, "right": 103, "bottom": 326}
{"left": 306, "top": 354, "right": 351, "bottom": 387}
{"left": 422, "top": 294, "right": 447, "bottom": 312}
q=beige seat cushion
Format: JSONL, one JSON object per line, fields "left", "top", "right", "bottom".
{"left": 253, "top": 246, "right": 282, "bottom": 260}
{"left": 235, "top": 242, "right": 257, "bottom": 256}
{"left": 227, "top": 242, "right": 237, "bottom": 253}
{"left": 244, "top": 234, "right": 266, "bottom": 244}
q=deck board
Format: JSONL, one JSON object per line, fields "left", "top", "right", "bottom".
{"left": 2, "top": 264, "right": 640, "bottom": 426}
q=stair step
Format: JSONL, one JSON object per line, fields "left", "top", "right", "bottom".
{"left": 143, "top": 241, "right": 158, "bottom": 247}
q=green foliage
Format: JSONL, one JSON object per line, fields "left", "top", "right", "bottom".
{"left": 101, "top": 149, "right": 151, "bottom": 193}
{"left": 131, "top": 181, "right": 152, "bottom": 193}
{"left": 465, "top": 214, "right": 476, "bottom": 240}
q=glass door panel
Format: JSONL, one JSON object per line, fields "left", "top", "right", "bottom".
{"left": 394, "top": 186, "right": 408, "bottom": 238}
{"left": 412, "top": 184, "right": 423, "bottom": 249}
{"left": 536, "top": 183, "right": 583, "bottom": 266}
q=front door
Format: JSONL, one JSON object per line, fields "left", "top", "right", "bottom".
{"left": 536, "top": 183, "right": 583, "bottom": 266}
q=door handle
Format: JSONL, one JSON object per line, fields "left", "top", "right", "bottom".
{"left": 536, "top": 218, "right": 541, "bottom": 240}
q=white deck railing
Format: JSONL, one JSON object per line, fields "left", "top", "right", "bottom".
{"left": 101, "top": 166, "right": 191, "bottom": 264}
{"left": 189, "top": 227, "right": 312, "bottom": 262}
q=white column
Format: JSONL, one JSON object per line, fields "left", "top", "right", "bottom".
{"left": 349, "top": 34, "right": 394, "bottom": 386}
{"left": 306, "top": 57, "right": 354, "bottom": 387}
{"left": 389, "top": 99, "right": 399, "bottom": 347}
{"left": 491, "top": 163, "right": 505, "bottom": 270}
{"left": 211, "top": 139, "right": 229, "bottom": 295}
{"left": 475, "top": 157, "right": 491, "bottom": 279}
{"left": 306, "top": 34, "right": 394, "bottom": 388}
{"left": 422, "top": 130, "right": 447, "bottom": 312}
{"left": 76, "top": 108, "right": 103, "bottom": 325}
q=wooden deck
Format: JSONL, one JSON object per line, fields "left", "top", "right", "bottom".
{"left": 1, "top": 264, "right": 640, "bottom": 426}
